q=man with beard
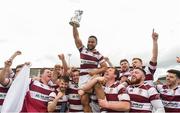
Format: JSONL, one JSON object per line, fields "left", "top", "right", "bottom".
{"left": 76, "top": 67, "right": 131, "bottom": 112}
{"left": 119, "top": 59, "right": 132, "bottom": 83}
{"left": 70, "top": 23, "right": 107, "bottom": 112}
{"left": 156, "top": 69, "right": 180, "bottom": 112}
{"left": 125, "top": 67, "right": 165, "bottom": 113}
{"left": 48, "top": 76, "right": 69, "bottom": 112}
{"left": 131, "top": 29, "right": 159, "bottom": 86}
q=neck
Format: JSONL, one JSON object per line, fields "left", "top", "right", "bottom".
{"left": 88, "top": 48, "right": 96, "bottom": 52}
{"left": 168, "top": 82, "right": 178, "bottom": 89}
{"left": 40, "top": 78, "right": 48, "bottom": 85}
{"left": 133, "top": 81, "right": 144, "bottom": 87}
{"left": 106, "top": 80, "right": 115, "bottom": 87}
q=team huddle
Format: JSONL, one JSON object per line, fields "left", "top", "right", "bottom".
{"left": 0, "top": 22, "right": 180, "bottom": 113}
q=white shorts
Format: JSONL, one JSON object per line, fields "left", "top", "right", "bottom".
{"left": 78, "top": 74, "right": 93, "bottom": 89}
{"left": 90, "top": 101, "right": 100, "bottom": 112}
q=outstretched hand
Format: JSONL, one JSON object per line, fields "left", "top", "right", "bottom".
{"left": 58, "top": 54, "right": 65, "bottom": 60}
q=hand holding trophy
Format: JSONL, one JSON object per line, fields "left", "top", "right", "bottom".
{"left": 69, "top": 10, "right": 83, "bottom": 27}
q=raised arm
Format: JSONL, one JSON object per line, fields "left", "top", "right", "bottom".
{"left": 0, "top": 51, "right": 21, "bottom": 86}
{"left": 58, "top": 54, "right": 68, "bottom": 75}
{"left": 151, "top": 29, "right": 158, "bottom": 63}
{"left": 48, "top": 92, "right": 64, "bottom": 112}
{"left": 72, "top": 24, "right": 83, "bottom": 49}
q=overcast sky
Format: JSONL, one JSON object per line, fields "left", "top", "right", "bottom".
{"left": 0, "top": 0, "right": 180, "bottom": 80}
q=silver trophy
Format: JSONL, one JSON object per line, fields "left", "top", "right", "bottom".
{"left": 69, "top": 10, "right": 83, "bottom": 27}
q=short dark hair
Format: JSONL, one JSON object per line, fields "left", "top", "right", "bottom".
{"left": 109, "top": 67, "right": 119, "bottom": 80}
{"left": 40, "top": 68, "right": 50, "bottom": 75}
{"left": 59, "top": 75, "right": 69, "bottom": 83}
{"left": 89, "top": 35, "right": 97, "bottom": 43}
{"left": 134, "top": 67, "right": 146, "bottom": 76}
{"left": 120, "top": 59, "right": 129, "bottom": 64}
{"left": 15, "top": 64, "right": 24, "bottom": 71}
{"left": 167, "top": 69, "right": 180, "bottom": 79}
{"left": 132, "top": 57, "right": 142, "bottom": 63}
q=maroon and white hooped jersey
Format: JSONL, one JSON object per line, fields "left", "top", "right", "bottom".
{"left": 21, "top": 80, "right": 52, "bottom": 112}
{"left": 79, "top": 46, "right": 105, "bottom": 76}
{"left": 49, "top": 88, "right": 68, "bottom": 112}
{"left": 68, "top": 81, "right": 83, "bottom": 112}
{"left": 156, "top": 84, "right": 180, "bottom": 112}
{"left": 127, "top": 84, "right": 163, "bottom": 112}
{"left": 102, "top": 81, "right": 130, "bottom": 112}
{"left": 0, "top": 72, "right": 15, "bottom": 111}
{"left": 143, "top": 61, "right": 157, "bottom": 86}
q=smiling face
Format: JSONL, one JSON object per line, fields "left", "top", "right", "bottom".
{"left": 56, "top": 76, "right": 69, "bottom": 92}
{"left": 132, "top": 58, "right": 143, "bottom": 68}
{"left": 131, "top": 68, "right": 145, "bottom": 85}
{"left": 87, "top": 36, "right": 97, "bottom": 51}
{"left": 71, "top": 70, "right": 80, "bottom": 84}
{"left": 120, "top": 61, "right": 130, "bottom": 72}
{"left": 57, "top": 79, "right": 68, "bottom": 92}
{"left": 166, "top": 73, "right": 178, "bottom": 86}
{"left": 41, "top": 69, "right": 52, "bottom": 83}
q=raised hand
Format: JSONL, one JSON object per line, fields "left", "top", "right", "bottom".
{"left": 4, "top": 60, "right": 12, "bottom": 68}
{"left": 58, "top": 54, "right": 65, "bottom": 60}
{"left": 24, "top": 62, "right": 31, "bottom": 66}
{"left": 152, "top": 29, "right": 158, "bottom": 41}
{"left": 8, "top": 51, "right": 22, "bottom": 61}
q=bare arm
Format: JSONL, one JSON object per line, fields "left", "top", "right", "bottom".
{"left": 151, "top": 29, "right": 158, "bottom": 63}
{"left": 80, "top": 76, "right": 106, "bottom": 91}
{"left": 0, "top": 51, "right": 21, "bottom": 86}
{"left": 0, "top": 61, "right": 12, "bottom": 86}
{"left": 72, "top": 25, "right": 83, "bottom": 49}
{"left": 48, "top": 92, "right": 64, "bottom": 112}
{"left": 98, "top": 99, "right": 130, "bottom": 111}
{"left": 89, "top": 61, "right": 108, "bottom": 76}
{"left": 58, "top": 54, "right": 68, "bottom": 75}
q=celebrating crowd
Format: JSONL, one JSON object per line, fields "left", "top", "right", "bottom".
{"left": 0, "top": 22, "right": 179, "bottom": 113}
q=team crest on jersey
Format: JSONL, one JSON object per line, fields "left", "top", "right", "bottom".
{"left": 110, "top": 88, "right": 113, "bottom": 93}
{"left": 163, "top": 90, "right": 167, "bottom": 93}
{"left": 129, "top": 89, "right": 133, "bottom": 92}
